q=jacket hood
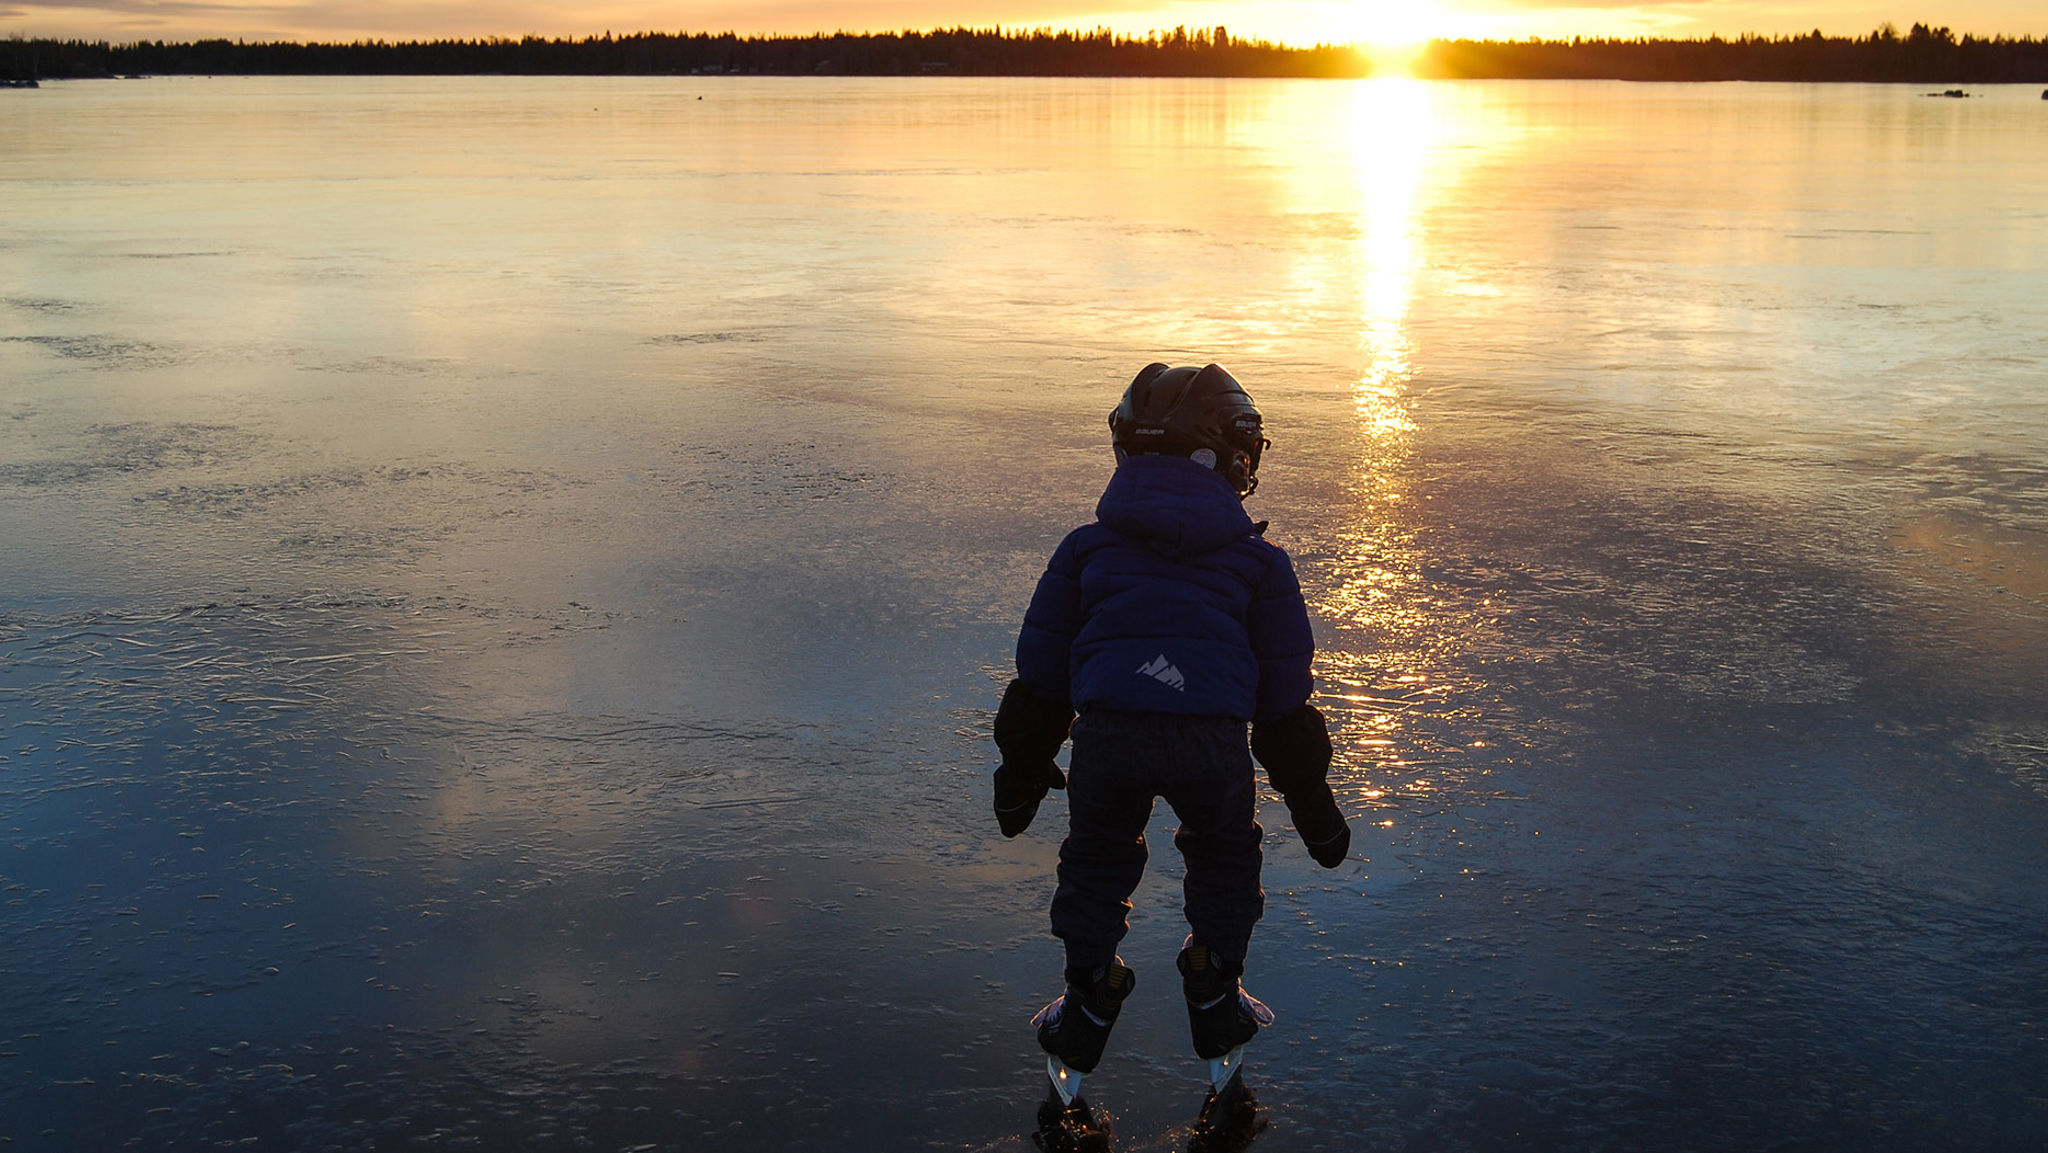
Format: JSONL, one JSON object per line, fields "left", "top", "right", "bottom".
{"left": 1095, "top": 454, "right": 1259, "bottom": 560}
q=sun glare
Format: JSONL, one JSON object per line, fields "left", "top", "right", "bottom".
{"left": 1339, "top": 0, "right": 1454, "bottom": 75}
{"left": 1345, "top": 0, "right": 1451, "bottom": 47}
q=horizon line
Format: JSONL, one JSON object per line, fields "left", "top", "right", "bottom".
{"left": 13, "top": 22, "right": 2048, "bottom": 53}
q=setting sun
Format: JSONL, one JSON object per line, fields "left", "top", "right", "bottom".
{"left": 1343, "top": 0, "right": 1454, "bottom": 46}
{"left": 1333, "top": 0, "right": 1472, "bottom": 73}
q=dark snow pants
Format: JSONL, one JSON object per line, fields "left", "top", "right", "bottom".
{"left": 1051, "top": 708, "right": 1265, "bottom": 972}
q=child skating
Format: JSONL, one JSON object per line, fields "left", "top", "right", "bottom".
{"left": 992, "top": 362, "right": 1351, "bottom": 1151}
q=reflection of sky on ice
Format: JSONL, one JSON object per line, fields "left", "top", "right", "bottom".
{"left": 2, "top": 78, "right": 2046, "bottom": 1150}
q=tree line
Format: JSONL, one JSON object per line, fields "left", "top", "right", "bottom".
{"left": 1, "top": 27, "right": 1356, "bottom": 80}
{"left": 4, "top": 24, "right": 2045, "bottom": 83}
{"left": 1418, "top": 24, "right": 2048, "bottom": 82}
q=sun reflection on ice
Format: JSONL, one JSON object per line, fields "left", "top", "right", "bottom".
{"left": 1313, "top": 79, "right": 1459, "bottom": 819}
{"left": 1325, "top": 78, "right": 1433, "bottom": 648}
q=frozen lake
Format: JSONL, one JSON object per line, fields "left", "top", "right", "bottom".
{"left": 2, "top": 76, "right": 2046, "bottom": 1151}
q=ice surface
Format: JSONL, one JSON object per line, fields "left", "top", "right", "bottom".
{"left": 1, "top": 76, "right": 2044, "bottom": 1150}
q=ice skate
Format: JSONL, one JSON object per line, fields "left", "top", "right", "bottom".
{"left": 1032, "top": 959, "right": 1136, "bottom": 1076}
{"left": 1177, "top": 939, "right": 1274, "bottom": 1072}
{"left": 1026, "top": 959, "right": 1133, "bottom": 1149}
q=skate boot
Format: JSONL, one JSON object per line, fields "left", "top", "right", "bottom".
{"left": 1031, "top": 959, "right": 1136, "bottom": 1108}
{"left": 1177, "top": 939, "right": 1274, "bottom": 1092}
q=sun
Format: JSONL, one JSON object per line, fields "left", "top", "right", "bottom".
{"left": 1343, "top": 0, "right": 1454, "bottom": 47}
{"left": 1337, "top": 0, "right": 1457, "bottom": 73}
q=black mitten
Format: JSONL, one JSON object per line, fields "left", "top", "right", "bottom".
{"left": 1250, "top": 704, "right": 1351, "bottom": 868}
{"left": 992, "top": 679, "right": 1074, "bottom": 838}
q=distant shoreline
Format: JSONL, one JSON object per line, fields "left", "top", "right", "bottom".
{"left": 5, "top": 25, "right": 2047, "bottom": 84}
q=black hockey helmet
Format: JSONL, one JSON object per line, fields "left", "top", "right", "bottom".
{"left": 1109, "top": 362, "right": 1268, "bottom": 496}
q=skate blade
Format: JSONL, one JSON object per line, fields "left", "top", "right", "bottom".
{"left": 1048, "top": 1055, "right": 1084, "bottom": 1106}
{"left": 1206, "top": 1045, "right": 1245, "bottom": 1093}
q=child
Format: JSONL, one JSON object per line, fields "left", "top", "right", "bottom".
{"left": 992, "top": 362, "right": 1351, "bottom": 1144}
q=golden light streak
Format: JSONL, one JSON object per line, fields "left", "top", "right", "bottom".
{"left": 1353, "top": 78, "right": 1432, "bottom": 428}
{"left": 1330, "top": 78, "right": 1433, "bottom": 640}
{"left": 1314, "top": 78, "right": 1443, "bottom": 792}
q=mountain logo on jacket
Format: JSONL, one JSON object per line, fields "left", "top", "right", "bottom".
{"left": 1135, "top": 654, "right": 1186, "bottom": 692}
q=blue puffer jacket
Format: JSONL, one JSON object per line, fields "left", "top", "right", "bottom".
{"left": 1016, "top": 455, "right": 1314, "bottom": 722}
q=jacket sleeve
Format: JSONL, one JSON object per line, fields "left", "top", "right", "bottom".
{"left": 1015, "top": 532, "right": 1084, "bottom": 705}
{"left": 1247, "top": 541, "right": 1314, "bottom": 722}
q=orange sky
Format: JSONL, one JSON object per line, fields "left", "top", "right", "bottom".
{"left": 5, "top": 1, "right": 2043, "bottom": 47}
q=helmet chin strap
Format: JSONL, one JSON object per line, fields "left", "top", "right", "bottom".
{"left": 1228, "top": 450, "right": 1256, "bottom": 496}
